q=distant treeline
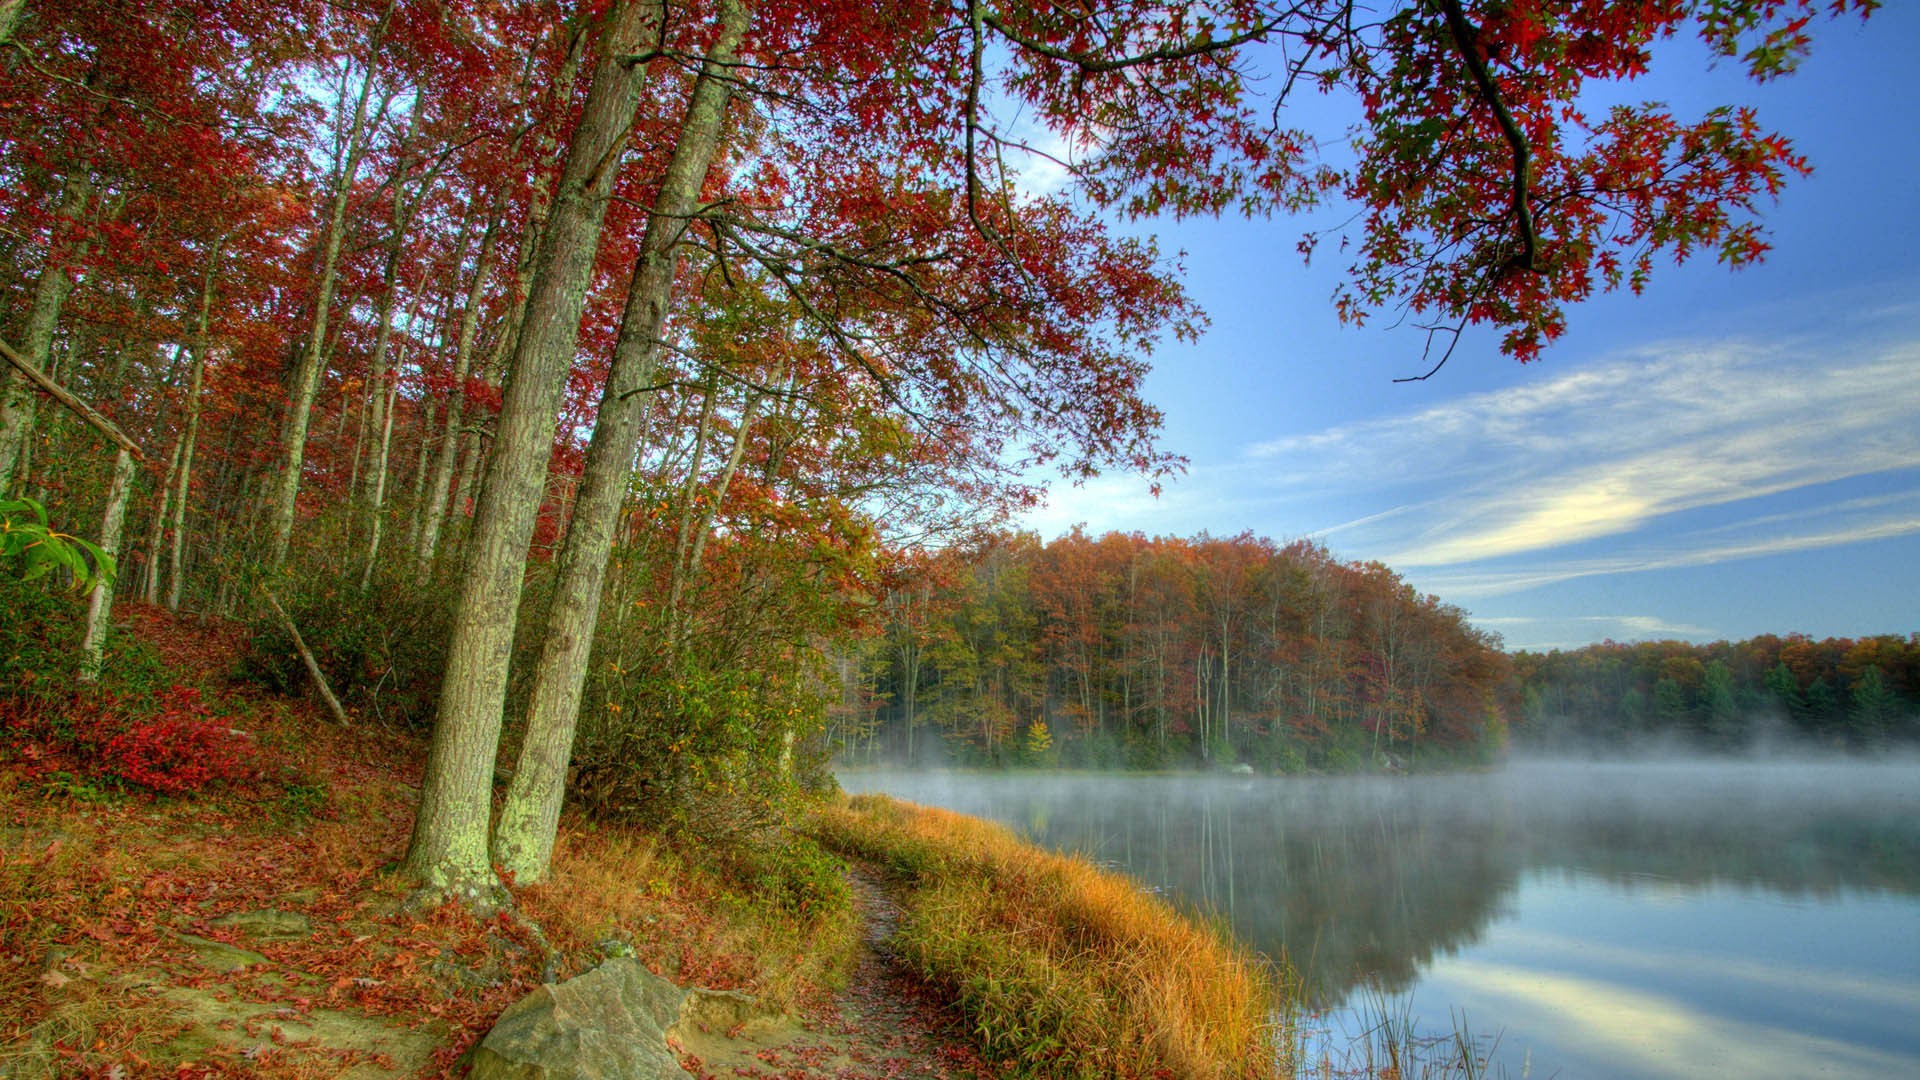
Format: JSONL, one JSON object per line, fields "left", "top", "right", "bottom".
{"left": 1510, "top": 634, "right": 1920, "bottom": 750}
{"left": 831, "top": 530, "right": 1509, "bottom": 771}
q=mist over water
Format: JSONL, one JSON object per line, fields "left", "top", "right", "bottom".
{"left": 841, "top": 760, "right": 1920, "bottom": 1079}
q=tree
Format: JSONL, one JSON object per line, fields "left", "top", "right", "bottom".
{"left": 491, "top": 0, "right": 750, "bottom": 884}
{"left": 400, "top": 0, "right": 666, "bottom": 903}
{"left": 1849, "top": 667, "right": 1898, "bottom": 745}
{"left": 262, "top": 0, "right": 397, "bottom": 571}
{"left": 1702, "top": 660, "right": 1741, "bottom": 746}
{"left": 4, "top": 0, "right": 1869, "bottom": 907}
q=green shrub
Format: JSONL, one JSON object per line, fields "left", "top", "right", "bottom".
{"left": 0, "top": 574, "right": 168, "bottom": 712}
{"left": 570, "top": 653, "right": 832, "bottom": 837}
{"left": 239, "top": 562, "right": 452, "bottom": 730}
{"left": 719, "top": 833, "right": 850, "bottom": 923}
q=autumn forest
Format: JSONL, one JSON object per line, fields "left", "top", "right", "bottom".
{"left": 1, "top": 0, "right": 1897, "bottom": 913}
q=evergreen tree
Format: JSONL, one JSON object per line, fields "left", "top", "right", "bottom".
{"left": 1849, "top": 667, "right": 1899, "bottom": 746}
{"left": 1702, "top": 661, "right": 1740, "bottom": 747}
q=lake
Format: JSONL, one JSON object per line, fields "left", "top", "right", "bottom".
{"left": 839, "top": 761, "right": 1920, "bottom": 1079}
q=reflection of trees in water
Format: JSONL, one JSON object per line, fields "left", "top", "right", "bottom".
{"left": 1505, "top": 784, "right": 1920, "bottom": 897}
{"left": 850, "top": 764, "right": 1920, "bottom": 1008}
{"left": 934, "top": 778, "right": 1523, "bottom": 1006}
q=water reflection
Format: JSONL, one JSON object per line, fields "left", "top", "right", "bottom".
{"left": 839, "top": 761, "right": 1920, "bottom": 1007}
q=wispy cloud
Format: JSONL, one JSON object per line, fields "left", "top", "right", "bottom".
{"left": 1422, "top": 511, "right": 1920, "bottom": 599}
{"left": 1476, "top": 614, "right": 1719, "bottom": 638}
{"left": 1022, "top": 320, "right": 1920, "bottom": 630}
{"left": 1244, "top": 335, "right": 1920, "bottom": 569}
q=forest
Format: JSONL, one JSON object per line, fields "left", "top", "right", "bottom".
{"left": 1509, "top": 633, "right": 1920, "bottom": 752}
{"left": 836, "top": 529, "right": 1509, "bottom": 771}
{"left": 835, "top": 530, "right": 1920, "bottom": 768}
{"left": 0, "top": 0, "right": 1880, "bottom": 914}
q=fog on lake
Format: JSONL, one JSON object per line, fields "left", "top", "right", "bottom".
{"left": 841, "top": 760, "right": 1920, "bottom": 1079}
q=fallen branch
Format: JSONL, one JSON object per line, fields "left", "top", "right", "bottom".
{"left": 0, "top": 335, "right": 151, "bottom": 467}
{"left": 260, "top": 585, "right": 351, "bottom": 727}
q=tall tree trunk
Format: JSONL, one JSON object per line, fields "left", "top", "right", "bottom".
{"left": 0, "top": 172, "right": 93, "bottom": 493}
{"left": 265, "top": 0, "right": 394, "bottom": 570}
{"left": 451, "top": 425, "right": 483, "bottom": 529}
{"left": 165, "top": 244, "right": 220, "bottom": 610}
{"left": 358, "top": 113, "right": 425, "bottom": 581}
{"left": 79, "top": 449, "right": 137, "bottom": 681}
{"left": 141, "top": 438, "right": 182, "bottom": 604}
{"left": 415, "top": 207, "right": 504, "bottom": 579}
{"left": 0, "top": 0, "right": 25, "bottom": 46}
{"left": 680, "top": 386, "right": 763, "bottom": 601}
{"left": 492, "top": 0, "right": 747, "bottom": 882}
{"left": 486, "top": 26, "right": 589, "bottom": 390}
{"left": 359, "top": 378, "right": 401, "bottom": 590}
{"left": 401, "top": 0, "right": 664, "bottom": 903}
{"left": 665, "top": 385, "right": 719, "bottom": 652}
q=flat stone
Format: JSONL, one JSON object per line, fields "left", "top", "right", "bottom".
{"left": 164, "top": 986, "right": 443, "bottom": 1077}
{"left": 174, "top": 932, "right": 268, "bottom": 974}
{"left": 211, "top": 908, "right": 313, "bottom": 942}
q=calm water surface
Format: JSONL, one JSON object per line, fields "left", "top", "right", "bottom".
{"left": 840, "top": 761, "right": 1920, "bottom": 1079}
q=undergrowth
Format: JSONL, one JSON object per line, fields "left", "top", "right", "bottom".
{"left": 809, "top": 793, "right": 1286, "bottom": 1080}
{"left": 0, "top": 602, "right": 860, "bottom": 1076}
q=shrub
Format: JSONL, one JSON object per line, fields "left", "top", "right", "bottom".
{"left": 718, "top": 833, "right": 851, "bottom": 923}
{"left": 239, "top": 563, "right": 452, "bottom": 730}
{"left": 95, "top": 686, "right": 254, "bottom": 794}
{"left": 5, "top": 681, "right": 255, "bottom": 798}
{"left": 569, "top": 655, "right": 832, "bottom": 837}
{"left": 0, "top": 576, "right": 179, "bottom": 713}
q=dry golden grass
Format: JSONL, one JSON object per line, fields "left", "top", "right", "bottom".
{"left": 520, "top": 817, "right": 860, "bottom": 1014}
{"left": 810, "top": 793, "right": 1287, "bottom": 1080}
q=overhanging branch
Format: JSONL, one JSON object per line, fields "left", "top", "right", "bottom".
{"left": 1435, "top": 0, "right": 1542, "bottom": 274}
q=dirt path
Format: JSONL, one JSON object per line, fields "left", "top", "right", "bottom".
{"left": 675, "top": 868, "right": 984, "bottom": 1080}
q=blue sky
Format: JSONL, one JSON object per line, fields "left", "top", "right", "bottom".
{"left": 1019, "top": 5, "right": 1920, "bottom": 652}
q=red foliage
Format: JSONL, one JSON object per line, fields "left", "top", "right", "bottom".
{"left": 4, "top": 683, "right": 258, "bottom": 796}
{"left": 95, "top": 686, "right": 256, "bottom": 795}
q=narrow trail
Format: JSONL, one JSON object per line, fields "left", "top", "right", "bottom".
{"left": 675, "top": 868, "right": 984, "bottom": 1079}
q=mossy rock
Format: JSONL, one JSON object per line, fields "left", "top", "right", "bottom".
{"left": 173, "top": 931, "right": 268, "bottom": 974}
{"left": 163, "top": 986, "right": 445, "bottom": 1077}
{"left": 468, "top": 958, "right": 691, "bottom": 1079}
{"left": 210, "top": 908, "right": 313, "bottom": 942}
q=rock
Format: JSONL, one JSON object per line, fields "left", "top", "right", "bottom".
{"left": 467, "top": 958, "right": 693, "bottom": 1079}
{"left": 174, "top": 932, "right": 269, "bottom": 973}
{"left": 211, "top": 908, "right": 313, "bottom": 942}
{"left": 165, "top": 986, "right": 443, "bottom": 1077}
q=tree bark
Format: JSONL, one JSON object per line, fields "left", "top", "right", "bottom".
{"left": 491, "top": 0, "right": 748, "bottom": 882}
{"left": 486, "top": 25, "right": 590, "bottom": 391}
{"left": 140, "top": 438, "right": 182, "bottom": 604}
{"left": 401, "top": 0, "right": 664, "bottom": 904}
{"left": 79, "top": 449, "right": 137, "bottom": 681}
{"left": 262, "top": 586, "right": 352, "bottom": 726}
{"left": 165, "top": 244, "right": 220, "bottom": 611}
{"left": 0, "top": 0, "right": 24, "bottom": 46}
{"left": 358, "top": 106, "right": 428, "bottom": 585}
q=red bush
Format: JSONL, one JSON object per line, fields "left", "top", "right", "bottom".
{"left": 95, "top": 686, "right": 255, "bottom": 795}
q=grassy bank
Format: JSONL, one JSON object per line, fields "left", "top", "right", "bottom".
{"left": 809, "top": 793, "right": 1286, "bottom": 1080}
